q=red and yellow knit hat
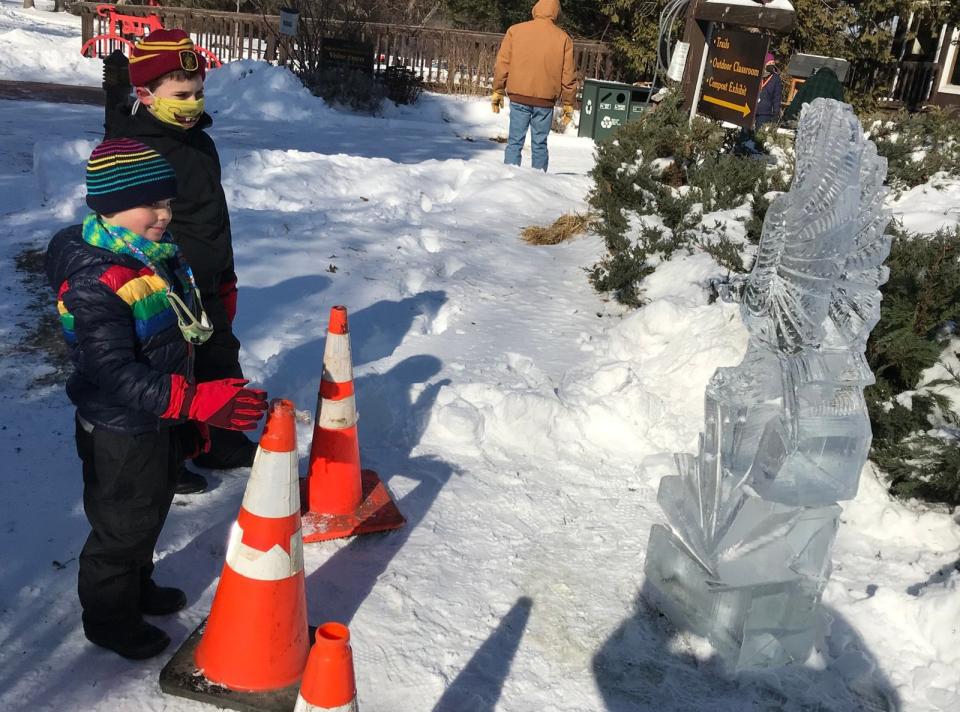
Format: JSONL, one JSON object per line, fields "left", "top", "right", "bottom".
{"left": 128, "top": 28, "right": 206, "bottom": 87}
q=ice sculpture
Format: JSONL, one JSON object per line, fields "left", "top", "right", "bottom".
{"left": 643, "top": 99, "right": 892, "bottom": 671}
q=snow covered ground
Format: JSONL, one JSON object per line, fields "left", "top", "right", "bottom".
{"left": 1, "top": 5, "right": 959, "bottom": 712}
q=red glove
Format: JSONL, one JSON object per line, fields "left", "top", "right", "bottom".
{"left": 181, "top": 378, "right": 268, "bottom": 430}
{"left": 219, "top": 278, "right": 238, "bottom": 325}
{"left": 179, "top": 421, "right": 211, "bottom": 459}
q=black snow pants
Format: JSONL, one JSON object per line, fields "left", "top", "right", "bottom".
{"left": 75, "top": 416, "right": 182, "bottom": 632}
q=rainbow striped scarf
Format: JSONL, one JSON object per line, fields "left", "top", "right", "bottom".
{"left": 82, "top": 212, "right": 176, "bottom": 264}
{"left": 57, "top": 215, "right": 199, "bottom": 346}
{"left": 81, "top": 213, "right": 194, "bottom": 295}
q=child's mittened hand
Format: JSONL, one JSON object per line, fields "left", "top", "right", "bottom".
{"left": 181, "top": 421, "right": 211, "bottom": 459}
{"left": 184, "top": 378, "right": 268, "bottom": 430}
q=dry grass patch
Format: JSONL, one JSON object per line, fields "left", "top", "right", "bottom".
{"left": 521, "top": 212, "right": 596, "bottom": 246}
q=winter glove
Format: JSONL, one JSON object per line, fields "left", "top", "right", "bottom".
{"left": 219, "top": 279, "right": 238, "bottom": 325}
{"left": 492, "top": 91, "right": 504, "bottom": 114}
{"left": 561, "top": 104, "right": 574, "bottom": 127}
{"left": 178, "top": 421, "right": 211, "bottom": 460}
{"left": 180, "top": 378, "right": 268, "bottom": 431}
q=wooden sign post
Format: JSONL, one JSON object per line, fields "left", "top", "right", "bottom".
{"left": 697, "top": 28, "right": 768, "bottom": 127}
{"left": 679, "top": 0, "right": 795, "bottom": 124}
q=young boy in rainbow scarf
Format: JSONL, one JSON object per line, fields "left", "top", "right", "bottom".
{"left": 45, "top": 139, "right": 268, "bottom": 660}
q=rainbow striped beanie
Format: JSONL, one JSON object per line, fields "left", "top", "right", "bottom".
{"left": 86, "top": 138, "right": 177, "bottom": 215}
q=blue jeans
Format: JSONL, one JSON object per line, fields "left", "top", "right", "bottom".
{"left": 504, "top": 102, "right": 553, "bottom": 172}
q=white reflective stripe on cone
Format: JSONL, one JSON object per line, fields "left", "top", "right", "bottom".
{"left": 322, "top": 332, "right": 353, "bottom": 383}
{"left": 293, "top": 694, "right": 358, "bottom": 712}
{"left": 243, "top": 448, "right": 300, "bottom": 518}
{"left": 318, "top": 395, "right": 357, "bottom": 430}
{"left": 313, "top": 392, "right": 323, "bottom": 425}
{"left": 225, "top": 521, "right": 305, "bottom": 581}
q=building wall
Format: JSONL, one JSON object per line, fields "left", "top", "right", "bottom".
{"left": 932, "top": 26, "right": 960, "bottom": 110}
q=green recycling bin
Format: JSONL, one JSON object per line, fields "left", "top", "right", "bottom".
{"left": 628, "top": 86, "right": 652, "bottom": 122}
{"left": 578, "top": 79, "right": 652, "bottom": 140}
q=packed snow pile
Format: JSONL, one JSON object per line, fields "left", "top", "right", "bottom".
{"left": 33, "top": 138, "right": 95, "bottom": 218}
{"left": 205, "top": 59, "right": 334, "bottom": 123}
{"left": 888, "top": 172, "right": 960, "bottom": 233}
{"left": 0, "top": 4, "right": 100, "bottom": 85}
{"left": 1, "top": 6, "right": 960, "bottom": 712}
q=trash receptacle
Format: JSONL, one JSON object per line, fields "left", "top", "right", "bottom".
{"left": 628, "top": 87, "right": 652, "bottom": 123}
{"left": 578, "top": 79, "right": 652, "bottom": 140}
{"left": 577, "top": 79, "right": 600, "bottom": 139}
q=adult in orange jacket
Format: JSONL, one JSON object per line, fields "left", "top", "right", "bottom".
{"left": 492, "top": 0, "right": 576, "bottom": 172}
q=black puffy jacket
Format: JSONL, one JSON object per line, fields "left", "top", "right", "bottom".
{"left": 45, "top": 225, "right": 192, "bottom": 434}
{"left": 105, "top": 106, "right": 237, "bottom": 332}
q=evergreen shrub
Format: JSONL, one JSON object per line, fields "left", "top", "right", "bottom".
{"left": 867, "top": 224, "right": 960, "bottom": 505}
{"left": 303, "top": 67, "right": 384, "bottom": 114}
{"left": 382, "top": 66, "right": 423, "bottom": 106}
{"left": 866, "top": 109, "right": 960, "bottom": 191}
{"left": 587, "top": 93, "right": 786, "bottom": 305}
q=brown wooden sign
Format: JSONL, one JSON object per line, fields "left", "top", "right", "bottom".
{"left": 697, "top": 28, "right": 769, "bottom": 128}
{"left": 695, "top": 0, "right": 795, "bottom": 33}
{"left": 321, "top": 38, "right": 375, "bottom": 76}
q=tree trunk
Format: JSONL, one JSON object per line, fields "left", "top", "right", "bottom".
{"left": 22, "top": 0, "right": 35, "bottom": 9}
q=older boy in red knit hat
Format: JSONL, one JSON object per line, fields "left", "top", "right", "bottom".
{"left": 106, "top": 29, "right": 256, "bottom": 493}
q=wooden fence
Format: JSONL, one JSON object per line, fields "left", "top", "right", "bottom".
{"left": 887, "top": 61, "right": 939, "bottom": 110}
{"left": 73, "top": 3, "right": 615, "bottom": 94}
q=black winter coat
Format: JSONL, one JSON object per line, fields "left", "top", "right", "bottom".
{"left": 105, "top": 106, "right": 237, "bottom": 332}
{"left": 45, "top": 225, "right": 192, "bottom": 434}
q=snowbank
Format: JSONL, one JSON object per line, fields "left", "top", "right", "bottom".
{"left": 889, "top": 172, "right": 960, "bottom": 234}
{"left": 33, "top": 138, "right": 94, "bottom": 220}
{"left": 205, "top": 59, "right": 334, "bottom": 123}
{"left": 0, "top": 4, "right": 100, "bottom": 85}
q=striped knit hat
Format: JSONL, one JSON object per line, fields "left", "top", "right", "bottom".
{"left": 129, "top": 28, "right": 206, "bottom": 87}
{"left": 86, "top": 139, "right": 178, "bottom": 215}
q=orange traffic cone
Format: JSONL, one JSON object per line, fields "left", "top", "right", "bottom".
{"left": 194, "top": 399, "right": 311, "bottom": 691}
{"left": 294, "top": 623, "right": 358, "bottom": 711}
{"left": 302, "top": 306, "right": 404, "bottom": 543}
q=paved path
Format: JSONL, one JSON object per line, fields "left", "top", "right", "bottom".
{"left": 0, "top": 79, "right": 102, "bottom": 105}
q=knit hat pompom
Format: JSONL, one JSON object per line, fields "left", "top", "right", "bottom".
{"left": 128, "top": 28, "right": 206, "bottom": 88}
{"left": 86, "top": 139, "right": 178, "bottom": 215}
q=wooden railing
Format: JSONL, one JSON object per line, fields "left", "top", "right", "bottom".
{"left": 72, "top": 3, "right": 615, "bottom": 94}
{"left": 887, "top": 61, "right": 939, "bottom": 109}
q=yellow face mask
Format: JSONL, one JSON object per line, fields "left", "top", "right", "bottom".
{"left": 147, "top": 93, "right": 205, "bottom": 129}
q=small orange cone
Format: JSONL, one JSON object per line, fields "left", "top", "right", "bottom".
{"left": 294, "top": 623, "right": 358, "bottom": 711}
{"left": 302, "top": 306, "right": 404, "bottom": 542}
{"left": 194, "top": 399, "right": 311, "bottom": 691}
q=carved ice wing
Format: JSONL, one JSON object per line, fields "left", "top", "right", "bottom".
{"left": 741, "top": 100, "right": 865, "bottom": 354}
{"left": 827, "top": 141, "right": 893, "bottom": 349}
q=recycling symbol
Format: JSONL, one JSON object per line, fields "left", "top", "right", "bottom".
{"left": 585, "top": 99, "right": 593, "bottom": 115}
{"left": 600, "top": 116, "right": 614, "bottom": 129}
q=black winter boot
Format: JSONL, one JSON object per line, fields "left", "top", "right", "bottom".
{"left": 140, "top": 581, "right": 187, "bottom": 615}
{"left": 84, "top": 619, "right": 171, "bottom": 660}
{"left": 175, "top": 465, "right": 208, "bottom": 495}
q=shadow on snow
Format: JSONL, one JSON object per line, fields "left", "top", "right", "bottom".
{"left": 594, "top": 583, "right": 901, "bottom": 712}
